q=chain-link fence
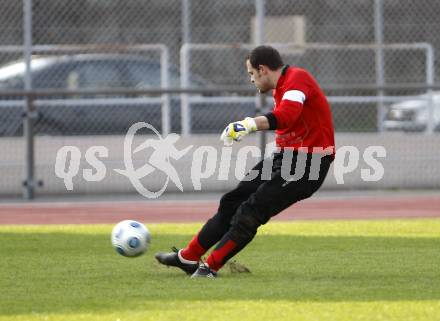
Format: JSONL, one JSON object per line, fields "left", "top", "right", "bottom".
{"left": 182, "top": 42, "right": 434, "bottom": 132}
{"left": 0, "top": 0, "right": 439, "bottom": 198}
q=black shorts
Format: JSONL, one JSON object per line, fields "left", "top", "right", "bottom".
{"left": 218, "top": 151, "right": 332, "bottom": 224}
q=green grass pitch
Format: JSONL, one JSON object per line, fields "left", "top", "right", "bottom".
{"left": 1, "top": 219, "right": 440, "bottom": 321}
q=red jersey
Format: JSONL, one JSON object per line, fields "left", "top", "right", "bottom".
{"left": 270, "top": 65, "right": 335, "bottom": 157}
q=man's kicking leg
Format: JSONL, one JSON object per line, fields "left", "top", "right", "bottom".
{"left": 191, "top": 154, "right": 332, "bottom": 277}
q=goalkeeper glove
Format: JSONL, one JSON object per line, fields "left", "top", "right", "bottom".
{"left": 220, "top": 117, "right": 257, "bottom": 145}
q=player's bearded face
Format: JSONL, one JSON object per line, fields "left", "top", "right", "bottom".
{"left": 246, "top": 60, "right": 270, "bottom": 93}
{"left": 254, "top": 71, "right": 270, "bottom": 93}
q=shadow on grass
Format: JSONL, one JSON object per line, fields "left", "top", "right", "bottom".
{"left": 1, "top": 231, "right": 440, "bottom": 315}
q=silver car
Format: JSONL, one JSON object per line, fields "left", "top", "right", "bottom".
{"left": 0, "top": 54, "right": 255, "bottom": 136}
{"left": 384, "top": 92, "right": 440, "bottom": 132}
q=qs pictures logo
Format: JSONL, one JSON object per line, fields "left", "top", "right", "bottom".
{"left": 55, "top": 123, "right": 387, "bottom": 198}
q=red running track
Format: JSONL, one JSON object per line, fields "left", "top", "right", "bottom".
{"left": 0, "top": 195, "right": 439, "bottom": 224}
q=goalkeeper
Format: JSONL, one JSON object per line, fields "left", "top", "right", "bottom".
{"left": 156, "top": 45, "right": 335, "bottom": 278}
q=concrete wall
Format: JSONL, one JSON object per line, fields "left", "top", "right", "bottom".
{"left": 1, "top": 133, "right": 439, "bottom": 198}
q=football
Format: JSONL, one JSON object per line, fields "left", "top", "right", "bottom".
{"left": 111, "top": 220, "right": 151, "bottom": 257}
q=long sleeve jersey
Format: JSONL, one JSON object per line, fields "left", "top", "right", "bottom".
{"left": 265, "top": 65, "right": 335, "bottom": 157}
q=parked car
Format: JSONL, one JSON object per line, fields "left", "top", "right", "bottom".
{"left": 383, "top": 91, "right": 440, "bottom": 132}
{"left": 0, "top": 54, "right": 256, "bottom": 136}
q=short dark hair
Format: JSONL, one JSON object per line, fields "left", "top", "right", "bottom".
{"left": 247, "top": 45, "right": 284, "bottom": 71}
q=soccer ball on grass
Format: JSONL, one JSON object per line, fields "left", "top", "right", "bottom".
{"left": 111, "top": 220, "right": 151, "bottom": 257}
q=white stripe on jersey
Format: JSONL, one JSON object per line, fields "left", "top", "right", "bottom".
{"left": 282, "top": 90, "right": 306, "bottom": 104}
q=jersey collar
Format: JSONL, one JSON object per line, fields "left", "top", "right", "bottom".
{"left": 276, "top": 64, "right": 290, "bottom": 89}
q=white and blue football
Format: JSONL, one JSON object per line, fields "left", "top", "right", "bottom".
{"left": 111, "top": 220, "right": 151, "bottom": 257}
